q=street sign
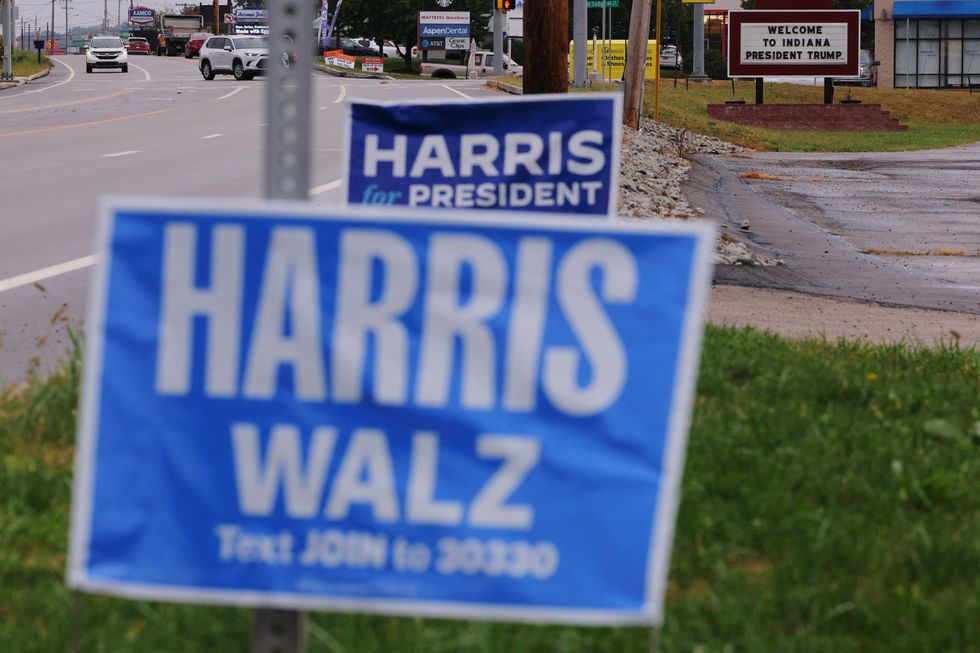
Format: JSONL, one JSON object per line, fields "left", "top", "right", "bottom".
{"left": 345, "top": 94, "right": 622, "bottom": 216}
{"left": 587, "top": 0, "right": 620, "bottom": 8}
{"left": 727, "top": 10, "right": 860, "bottom": 78}
{"left": 68, "top": 198, "right": 713, "bottom": 626}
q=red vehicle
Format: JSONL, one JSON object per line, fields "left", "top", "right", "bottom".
{"left": 184, "top": 32, "right": 211, "bottom": 59}
{"left": 124, "top": 37, "right": 151, "bottom": 55}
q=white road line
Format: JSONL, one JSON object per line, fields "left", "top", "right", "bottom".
{"left": 0, "top": 179, "right": 343, "bottom": 295}
{"left": 130, "top": 62, "right": 152, "bottom": 82}
{"left": 333, "top": 86, "right": 347, "bottom": 104}
{"left": 0, "top": 256, "right": 97, "bottom": 294}
{"left": 441, "top": 84, "right": 472, "bottom": 100}
{"left": 318, "top": 106, "right": 328, "bottom": 111}
{"left": 200, "top": 133, "right": 224, "bottom": 140}
{"left": 218, "top": 87, "right": 245, "bottom": 100}
{"left": 103, "top": 150, "right": 141, "bottom": 158}
{"left": 311, "top": 179, "right": 342, "bottom": 195}
{"left": 0, "top": 56, "right": 76, "bottom": 99}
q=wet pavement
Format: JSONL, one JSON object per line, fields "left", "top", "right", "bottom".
{"left": 684, "top": 145, "right": 980, "bottom": 314}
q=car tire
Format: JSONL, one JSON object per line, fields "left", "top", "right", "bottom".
{"left": 122, "top": 64, "right": 128, "bottom": 73}
{"left": 244, "top": 71, "right": 255, "bottom": 81}
{"left": 201, "top": 60, "right": 215, "bottom": 80}
{"left": 86, "top": 64, "right": 92, "bottom": 73}
{"left": 233, "top": 60, "right": 246, "bottom": 81}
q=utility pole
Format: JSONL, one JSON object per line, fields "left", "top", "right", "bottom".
{"left": 492, "top": 2, "right": 503, "bottom": 75}
{"left": 2, "top": 0, "right": 12, "bottom": 81}
{"left": 64, "top": 0, "right": 68, "bottom": 53}
{"left": 691, "top": 1, "right": 707, "bottom": 80}
{"left": 50, "top": 0, "right": 55, "bottom": 51}
{"left": 572, "top": 0, "right": 586, "bottom": 87}
{"left": 524, "top": 0, "right": 567, "bottom": 93}
{"left": 623, "top": 0, "right": 653, "bottom": 128}
{"left": 103, "top": 0, "right": 107, "bottom": 33}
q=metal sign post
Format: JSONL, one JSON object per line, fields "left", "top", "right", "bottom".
{"left": 258, "top": 0, "right": 313, "bottom": 649}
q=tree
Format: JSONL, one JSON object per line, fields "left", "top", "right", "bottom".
{"left": 325, "top": 0, "right": 489, "bottom": 73}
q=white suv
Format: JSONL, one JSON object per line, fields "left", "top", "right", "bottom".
{"left": 86, "top": 36, "right": 128, "bottom": 73}
{"left": 199, "top": 35, "right": 269, "bottom": 81}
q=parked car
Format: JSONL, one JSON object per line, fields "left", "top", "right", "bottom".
{"left": 835, "top": 49, "right": 879, "bottom": 87}
{"left": 184, "top": 32, "right": 211, "bottom": 59}
{"left": 199, "top": 35, "right": 268, "bottom": 81}
{"left": 352, "top": 37, "right": 403, "bottom": 58}
{"left": 660, "top": 45, "right": 682, "bottom": 69}
{"left": 86, "top": 36, "right": 128, "bottom": 73}
{"left": 323, "top": 37, "right": 381, "bottom": 57}
{"left": 420, "top": 50, "right": 522, "bottom": 79}
{"left": 124, "top": 37, "right": 151, "bottom": 55}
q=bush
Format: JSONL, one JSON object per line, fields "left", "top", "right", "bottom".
{"left": 705, "top": 49, "right": 728, "bottom": 80}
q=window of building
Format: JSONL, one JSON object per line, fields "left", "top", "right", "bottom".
{"left": 895, "top": 18, "right": 980, "bottom": 87}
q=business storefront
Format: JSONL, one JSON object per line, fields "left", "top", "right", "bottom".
{"left": 876, "top": 0, "right": 980, "bottom": 87}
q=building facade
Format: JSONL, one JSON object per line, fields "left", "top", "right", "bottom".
{"left": 875, "top": 0, "right": 980, "bottom": 88}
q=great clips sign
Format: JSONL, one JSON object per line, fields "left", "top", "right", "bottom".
{"left": 128, "top": 6, "right": 155, "bottom": 25}
{"left": 727, "top": 10, "right": 860, "bottom": 78}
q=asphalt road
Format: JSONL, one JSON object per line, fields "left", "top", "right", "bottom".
{"left": 0, "top": 54, "right": 499, "bottom": 384}
{"left": 685, "top": 149, "right": 980, "bottom": 315}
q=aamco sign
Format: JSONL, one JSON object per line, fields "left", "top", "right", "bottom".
{"left": 345, "top": 95, "right": 621, "bottom": 216}
{"left": 727, "top": 10, "right": 860, "bottom": 78}
{"left": 68, "top": 198, "right": 713, "bottom": 625}
{"left": 128, "top": 6, "right": 155, "bottom": 25}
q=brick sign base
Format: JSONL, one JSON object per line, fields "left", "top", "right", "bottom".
{"left": 707, "top": 103, "right": 907, "bottom": 132}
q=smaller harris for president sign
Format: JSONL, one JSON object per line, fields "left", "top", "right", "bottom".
{"left": 344, "top": 94, "right": 622, "bottom": 217}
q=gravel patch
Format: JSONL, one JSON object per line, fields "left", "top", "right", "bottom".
{"left": 618, "top": 121, "right": 778, "bottom": 267}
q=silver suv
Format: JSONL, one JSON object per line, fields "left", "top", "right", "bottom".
{"left": 86, "top": 36, "right": 128, "bottom": 73}
{"left": 199, "top": 35, "right": 269, "bottom": 81}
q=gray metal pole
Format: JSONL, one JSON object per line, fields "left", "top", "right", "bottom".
{"left": 257, "top": 0, "right": 313, "bottom": 645}
{"left": 264, "top": 0, "right": 312, "bottom": 201}
{"left": 572, "top": 0, "right": 586, "bottom": 86}
{"left": 493, "top": 7, "right": 503, "bottom": 75}
{"left": 692, "top": 1, "right": 705, "bottom": 78}
{"left": 600, "top": 2, "right": 605, "bottom": 83}
{"left": 2, "top": 0, "right": 12, "bottom": 80}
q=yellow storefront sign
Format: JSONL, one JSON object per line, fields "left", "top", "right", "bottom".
{"left": 569, "top": 39, "right": 660, "bottom": 81}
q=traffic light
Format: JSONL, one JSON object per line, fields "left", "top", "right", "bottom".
{"left": 496, "top": 0, "right": 514, "bottom": 12}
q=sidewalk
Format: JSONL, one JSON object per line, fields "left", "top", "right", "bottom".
{"left": 0, "top": 67, "right": 51, "bottom": 90}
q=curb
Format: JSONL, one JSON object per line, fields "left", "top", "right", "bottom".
{"left": 486, "top": 79, "right": 523, "bottom": 95}
{"left": 26, "top": 67, "right": 52, "bottom": 82}
{"left": 313, "top": 63, "right": 393, "bottom": 80}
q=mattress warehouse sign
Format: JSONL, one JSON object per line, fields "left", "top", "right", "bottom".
{"left": 727, "top": 10, "right": 860, "bottom": 78}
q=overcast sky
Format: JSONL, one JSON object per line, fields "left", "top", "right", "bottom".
{"left": 13, "top": 1, "right": 196, "bottom": 33}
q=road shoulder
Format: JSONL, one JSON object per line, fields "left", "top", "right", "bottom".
{"left": 710, "top": 284, "right": 980, "bottom": 347}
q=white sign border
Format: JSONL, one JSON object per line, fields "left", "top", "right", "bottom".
{"left": 341, "top": 92, "right": 624, "bottom": 220}
{"left": 726, "top": 9, "right": 861, "bottom": 79}
{"left": 67, "top": 197, "right": 714, "bottom": 627}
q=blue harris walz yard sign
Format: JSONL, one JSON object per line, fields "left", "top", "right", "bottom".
{"left": 345, "top": 94, "right": 622, "bottom": 216}
{"left": 68, "top": 198, "right": 712, "bottom": 625}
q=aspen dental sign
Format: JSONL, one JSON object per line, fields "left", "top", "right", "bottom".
{"left": 728, "top": 10, "right": 860, "bottom": 78}
{"left": 68, "top": 199, "right": 712, "bottom": 625}
{"left": 345, "top": 95, "right": 621, "bottom": 216}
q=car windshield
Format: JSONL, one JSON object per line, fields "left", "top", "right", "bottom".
{"left": 232, "top": 37, "right": 267, "bottom": 49}
{"left": 92, "top": 38, "right": 122, "bottom": 48}
{"left": 129, "top": 38, "right": 147, "bottom": 44}
{"left": 860, "top": 50, "right": 872, "bottom": 65}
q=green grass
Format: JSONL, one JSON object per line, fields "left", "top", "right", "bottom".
{"left": 2, "top": 327, "right": 978, "bottom": 652}
{"left": 9, "top": 50, "right": 51, "bottom": 78}
{"left": 642, "top": 77, "right": 980, "bottom": 152}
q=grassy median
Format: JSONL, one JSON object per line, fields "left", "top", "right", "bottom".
{"left": 10, "top": 50, "right": 51, "bottom": 78}
{"left": 1, "top": 327, "right": 978, "bottom": 651}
